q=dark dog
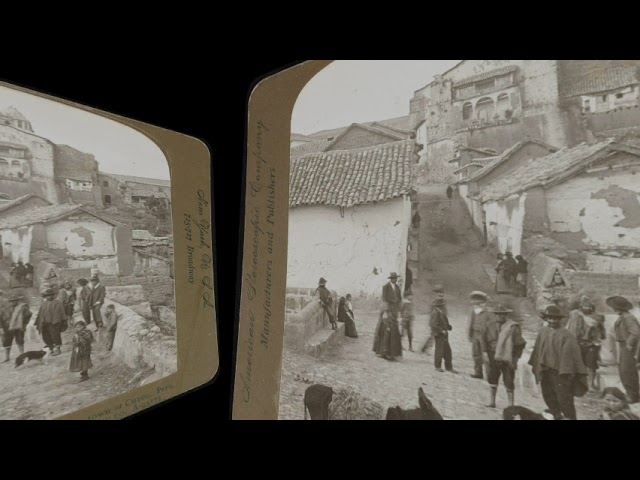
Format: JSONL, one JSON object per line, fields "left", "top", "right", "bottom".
{"left": 503, "top": 405, "right": 553, "bottom": 420}
{"left": 386, "top": 388, "right": 444, "bottom": 420}
{"left": 15, "top": 347, "right": 51, "bottom": 368}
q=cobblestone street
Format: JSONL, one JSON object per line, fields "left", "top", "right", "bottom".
{"left": 279, "top": 185, "right": 603, "bottom": 420}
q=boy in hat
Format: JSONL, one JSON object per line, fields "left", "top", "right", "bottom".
{"left": 90, "top": 275, "right": 106, "bottom": 332}
{"left": 35, "top": 288, "right": 67, "bottom": 356}
{"left": 315, "top": 278, "right": 337, "bottom": 331}
{"left": 421, "top": 285, "right": 446, "bottom": 353}
{"left": 467, "top": 291, "right": 493, "bottom": 379}
{"left": 606, "top": 296, "right": 640, "bottom": 403}
{"left": 481, "top": 304, "right": 526, "bottom": 408}
{"left": 430, "top": 287, "right": 457, "bottom": 373}
{"left": 528, "top": 305, "right": 588, "bottom": 419}
{"left": 382, "top": 272, "right": 402, "bottom": 321}
{"left": 567, "top": 296, "right": 606, "bottom": 392}
{"left": 1, "top": 294, "right": 32, "bottom": 362}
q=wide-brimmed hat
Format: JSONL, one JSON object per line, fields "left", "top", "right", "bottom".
{"left": 469, "top": 291, "right": 487, "bottom": 301}
{"left": 606, "top": 296, "right": 633, "bottom": 312}
{"left": 433, "top": 285, "right": 445, "bottom": 293}
{"left": 491, "top": 304, "right": 513, "bottom": 314}
{"left": 318, "top": 277, "right": 327, "bottom": 286}
{"left": 505, "top": 251, "right": 513, "bottom": 257}
{"left": 388, "top": 272, "right": 400, "bottom": 279}
{"left": 433, "top": 299, "right": 446, "bottom": 307}
{"left": 41, "top": 288, "right": 55, "bottom": 297}
{"left": 541, "top": 305, "right": 565, "bottom": 319}
{"left": 75, "top": 320, "right": 86, "bottom": 327}
{"left": 77, "top": 278, "right": 88, "bottom": 285}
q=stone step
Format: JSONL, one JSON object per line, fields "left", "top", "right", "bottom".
{"left": 305, "top": 324, "right": 345, "bottom": 358}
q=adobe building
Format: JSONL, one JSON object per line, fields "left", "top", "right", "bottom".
{"left": 98, "top": 173, "right": 171, "bottom": 209}
{"left": 0, "top": 203, "right": 133, "bottom": 276}
{"left": 288, "top": 139, "right": 417, "bottom": 297}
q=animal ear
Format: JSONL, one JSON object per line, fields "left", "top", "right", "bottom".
{"left": 418, "top": 388, "right": 432, "bottom": 413}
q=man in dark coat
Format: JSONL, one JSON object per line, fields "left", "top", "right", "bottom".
{"left": 607, "top": 296, "right": 640, "bottom": 403}
{"left": 382, "top": 272, "right": 402, "bottom": 321}
{"left": 467, "top": 291, "right": 494, "bottom": 379}
{"left": 528, "top": 305, "right": 588, "bottom": 420}
{"left": 315, "top": 278, "right": 337, "bottom": 331}
{"left": 503, "top": 252, "right": 518, "bottom": 292}
{"left": 90, "top": 275, "right": 106, "bottom": 332}
{"left": 35, "top": 288, "right": 67, "bottom": 356}
{"left": 431, "top": 295, "right": 457, "bottom": 374}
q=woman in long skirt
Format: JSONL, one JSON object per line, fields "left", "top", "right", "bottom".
{"left": 373, "top": 308, "right": 402, "bottom": 360}
{"left": 70, "top": 321, "right": 94, "bottom": 382}
{"left": 338, "top": 297, "right": 358, "bottom": 338}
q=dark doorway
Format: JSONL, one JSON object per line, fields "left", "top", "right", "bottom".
{"left": 104, "top": 194, "right": 111, "bottom": 205}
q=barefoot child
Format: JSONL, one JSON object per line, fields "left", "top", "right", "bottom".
{"left": 70, "top": 321, "right": 94, "bottom": 382}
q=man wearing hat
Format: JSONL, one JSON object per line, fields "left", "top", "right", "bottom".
{"left": 528, "top": 305, "right": 588, "bottom": 419}
{"left": 467, "top": 291, "right": 494, "bottom": 379}
{"left": 607, "top": 296, "right": 640, "bottom": 403}
{"left": 481, "top": 304, "right": 526, "bottom": 408}
{"left": 90, "top": 275, "right": 106, "bottom": 332}
{"left": 430, "top": 286, "right": 457, "bottom": 373}
{"left": 35, "top": 288, "right": 67, "bottom": 356}
{"left": 1, "top": 294, "right": 32, "bottom": 362}
{"left": 421, "top": 285, "right": 446, "bottom": 353}
{"left": 382, "top": 273, "right": 402, "bottom": 322}
{"left": 567, "top": 296, "right": 606, "bottom": 393}
{"left": 315, "top": 278, "right": 337, "bottom": 331}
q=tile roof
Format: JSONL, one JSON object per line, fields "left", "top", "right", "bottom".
{"left": 477, "top": 140, "right": 640, "bottom": 203}
{"left": 453, "top": 66, "right": 518, "bottom": 88}
{"left": 103, "top": 173, "right": 171, "bottom": 187}
{"left": 306, "top": 115, "right": 412, "bottom": 140}
{"left": 563, "top": 65, "right": 640, "bottom": 97}
{"left": 291, "top": 140, "right": 330, "bottom": 159}
{"left": 0, "top": 194, "right": 51, "bottom": 214}
{"left": 0, "top": 204, "right": 83, "bottom": 230}
{"left": 370, "top": 122, "right": 414, "bottom": 137}
{"left": 289, "top": 140, "right": 416, "bottom": 208}
{"left": 54, "top": 144, "right": 98, "bottom": 182}
{"left": 324, "top": 123, "right": 409, "bottom": 151}
{"left": 463, "top": 137, "right": 558, "bottom": 184}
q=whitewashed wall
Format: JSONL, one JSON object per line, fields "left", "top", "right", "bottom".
{"left": 0, "top": 226, "right": 33, "bottom": 263}
{"left": 484, "top": 193, "right": 526, "bottom": 255}
{"left": 46, "top": 218, "right": 115, "bottom": 257}
{"left": 287, "top": 196, "right": 410, "bottom": 298}
{"left": 546, "top": 171, "right": 640, "bottom": 249}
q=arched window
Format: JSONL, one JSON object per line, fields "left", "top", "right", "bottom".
{"left": 103, "top": 180, "right": 109, "bottom": 187}
{"left": 104, "top": 194, "right": 112, "bottom": 205}
{"left": 462, "top": 102, "right": 473, "bottom": 120}
{"left": 476, "top": 97, "right": 495, "bottom": 122}
{"left": 496, "top": 93, "right": 511, "bottom": 118}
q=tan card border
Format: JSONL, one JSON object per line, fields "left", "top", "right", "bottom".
{"left": 0, "top": 80, "right": 218, "bottom": 420}
{"left": 233, "top": 61, "right": 333, "bottom": 419}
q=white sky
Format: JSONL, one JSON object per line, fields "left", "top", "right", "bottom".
{"left": 0, "top": 85, "right": 170, "bottom": 180}
{"left": 292, "top": 60, "right": 462, "bottom": 135}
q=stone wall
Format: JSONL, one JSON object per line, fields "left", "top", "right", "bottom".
{"left": 107, "top": 299, "right": 177, "bottom": 377}
{"left": 284, "top": 288, "right": 337, "bottom": 353}
{"left": 564, "top": 271, "right": 639, "bottom": 297}
{"left": 99, "top": 275, "right": 174, "bottom": 307}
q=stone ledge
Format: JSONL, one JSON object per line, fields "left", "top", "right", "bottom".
{"left": 305, "top": 324, "right": 345, "bottom": 358}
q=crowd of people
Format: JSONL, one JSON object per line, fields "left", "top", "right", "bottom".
{"left": 494, "top": 251, "right": 528, "bottom": 296}
{"left": 0, "top": 273, "right": 120, "bottom": 383}
{"left": 313, "top": 269, "right": 640, "bottom": 420}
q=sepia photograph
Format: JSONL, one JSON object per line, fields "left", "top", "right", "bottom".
{"left": 279, "top": 60, "right": 640, "bottom": 420}
{"left": 0, "top": 84, "right": 177, "bottom": 419}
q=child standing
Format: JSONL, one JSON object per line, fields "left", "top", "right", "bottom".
{"left": 104, "top": 304, "right": 119, "bottom": 351}
{"left": 401, "top": 294, "right": 415, "bottom": 351}
{"left": 70, "top": 321, "right": 94, "bottom": 382}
